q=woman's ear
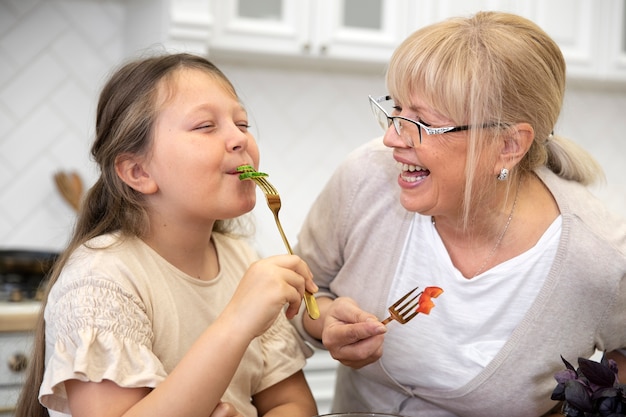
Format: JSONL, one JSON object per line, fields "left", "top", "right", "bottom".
{"left": 493, "top": 122, "right": 534, "bottom": 176}
{"left": 115, "top": 153, "right": 158, "bottom": 194}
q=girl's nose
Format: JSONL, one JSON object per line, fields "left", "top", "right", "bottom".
{"left": 227, "top": 125, "right": 249, "bottom": 152}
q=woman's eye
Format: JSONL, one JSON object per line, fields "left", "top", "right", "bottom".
{"left": 392, "top": 105, "right": 430, "bottom": 126}
{"left": 419, "top": 118, "right": 432, "bottom": 127}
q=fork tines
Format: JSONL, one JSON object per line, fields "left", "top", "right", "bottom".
{"left": 381, "top": 286, "right": 420, "bottom": 325}
{"left": 252, "top": 176, "right": 277, "bottom": 195}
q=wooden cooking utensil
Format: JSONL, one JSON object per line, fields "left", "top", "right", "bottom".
{"left": 53, "top": 171, "right": 83, "bottom": 212}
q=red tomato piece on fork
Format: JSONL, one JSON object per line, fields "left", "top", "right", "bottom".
{"left": 416, "top": 286, "right": 444, "bottom": 315}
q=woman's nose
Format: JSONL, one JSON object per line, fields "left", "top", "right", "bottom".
{"left": 382, "top": 125, "right": 403, "bottom": 148}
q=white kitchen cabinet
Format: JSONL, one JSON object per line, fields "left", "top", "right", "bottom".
{"left": 406, "top": 0, "right": 516, "bottom": 29}
{"left": 123, "top": 0, "right": 626, "bottom": 82}
{"left": 605, "top": 0, "right": 626, "bottom": 81}
{"left": 508, "top": 0, "right": 604, "bottom": 80}
{"left": 510, "top": 0, "right": 626, "bottom": 82}
{"left": 406, "top": 0, "right": 626, "bottom": 83}
{"left": 209, "top": 0, "right": 409, "bottom": 66}
{"left": 0, "top": 331, "right": 33, "bottom": 417}
{"left": 124, "top": 0, "right": 214, "bottom": 57}
{"left": 407, "top": 0, "right": 601, "bottom": 78}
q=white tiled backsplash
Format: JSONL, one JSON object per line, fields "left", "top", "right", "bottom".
{"left": 1, "top": 0, "right": 626, "bottom": 258}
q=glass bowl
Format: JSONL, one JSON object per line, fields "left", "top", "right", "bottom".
{"left": 314, "top": 413, "right": 404, "bottom": 417}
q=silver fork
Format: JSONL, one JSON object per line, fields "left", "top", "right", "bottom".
{"left": 381, "top": 287, "right": 421, "bottom": 325}
{"left": 249, "top": 175, "right": 321, "bottom": 320}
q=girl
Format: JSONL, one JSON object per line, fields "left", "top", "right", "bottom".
{"left": 16, "top": 53, "right": 318, "bottom": 417}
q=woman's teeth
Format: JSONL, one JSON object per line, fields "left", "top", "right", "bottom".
{"left": 399, "top": 162, "right": 423, "bottom": 172}
{"left": 397, "top": 162, "right": 429, "bottom": 183}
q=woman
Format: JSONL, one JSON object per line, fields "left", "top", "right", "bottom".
{"left": 16, "top": 53, "right": 318, "bottom": 417}
{"left": 292, "top": 11, "right": 626, "bottom": 417}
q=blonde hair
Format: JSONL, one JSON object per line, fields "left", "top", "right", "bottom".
{"left": 387, "top": 11, "right": 603, "bottom": 224}
{"left": 15, "top": 53, "right": 250, "bottom": 417}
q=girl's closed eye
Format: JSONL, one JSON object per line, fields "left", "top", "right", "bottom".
{"left": 193, "top": 122, "right": 249, "bottom": 131}
{"left": 194, "top": 123, "right": 215, "bottom": 131}
{"left": 236, "top": 121, "right": 251, "bottom": 132}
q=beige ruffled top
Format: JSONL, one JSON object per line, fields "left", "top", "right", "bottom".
{"left": 40, "top": 232, "right": 309, "bottom": 416}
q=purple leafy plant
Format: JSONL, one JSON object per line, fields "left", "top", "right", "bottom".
{"left": 551, "top": 354, "right": 625, "bottom": 417}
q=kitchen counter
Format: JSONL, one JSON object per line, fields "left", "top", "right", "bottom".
{"left": 0, "top": 302, "right": 41, "bottom": 332}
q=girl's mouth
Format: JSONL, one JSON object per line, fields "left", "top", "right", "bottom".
{"left": 398, "top": 162, "right": 430, "bottom": 183}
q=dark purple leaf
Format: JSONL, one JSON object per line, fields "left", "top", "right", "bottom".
{"left": 564, "top": 380, "right": 594, "bottom": 411}
{"left": 552, "top": 383, "right": 566, "bottom": 401}
{"left": 556, "top": 369, "right": 579, "bottom": 384}
{"left": 579, "top": 357, "right": 617, "bottom": 387}
{"left": 562, "top": 355, "right": 576, "bottom": 371}
{"left": 597, "top": 395, "right": 621, "bottom": 414}
{"left": 592, "top": 387, "right": 619, "bottom": 400}
{"left": 562, "top": 402, "right": 584, "bottom": 416}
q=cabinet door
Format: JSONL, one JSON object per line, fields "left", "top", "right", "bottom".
{"left": 407, "top": 0, "right": 516, "bottom": 31}
{"left": 125, "top": 0, "right": 213, "bottom": 56}
{"left": 605, "top": 0, "right": 626, "bottom": 81}
{"left": 407, "top": 0, "right": 616, "bottom": 81}
{"left": 312, "top": 0, "right": 409, "bottom": 63}
{"left": 510, "top": 0, "right": 604, "bottom": 80}
{"left": 210, "top": 0, "right": 312, "bottom": 56}
{"left": 210, "top": 0, "right": 408, "bottom": 65}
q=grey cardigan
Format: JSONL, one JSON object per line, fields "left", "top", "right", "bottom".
{"left": 293, "top": 138, "right": 626, "bottom": 417}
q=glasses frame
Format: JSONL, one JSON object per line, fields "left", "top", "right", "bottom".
{"left": 369, "top": 95, "right": 495, "bottom": 147}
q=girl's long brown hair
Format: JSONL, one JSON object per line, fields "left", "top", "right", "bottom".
{"left": 15, "top": 53, "right": 243, "bottom": 417}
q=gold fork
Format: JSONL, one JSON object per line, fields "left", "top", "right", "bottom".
{"left": 381, "top": 287, "right": 421, "bottom": 325}
{"left": 238, "top": 166, "right": 321, "bottom": 320}
{"left": 381, "top": 286, "right": 444, "bottom": 325}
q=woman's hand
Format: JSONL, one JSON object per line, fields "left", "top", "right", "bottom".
{"left": 224, "top": 254, "right": 317, "bottom": 339}
{"left": 321, "top": 297, "right": 387, "bottom": 369}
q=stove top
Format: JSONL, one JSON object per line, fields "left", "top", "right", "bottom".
{"left": 0, "top": 249, "right": 57, "bottom": 303}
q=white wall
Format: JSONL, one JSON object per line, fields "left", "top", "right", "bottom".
{"left": 1, "top": 0, "right": 625, "bottom": 258}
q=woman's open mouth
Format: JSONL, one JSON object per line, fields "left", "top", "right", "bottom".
{"left": 398, "top": 162, "right": 430, "bottom": 183}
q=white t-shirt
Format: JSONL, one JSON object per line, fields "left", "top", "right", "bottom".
{"left": 40, "top": 232, "right": 308, "bottom": 416}
{"left": 381, "top": 213, "right": 562, "bottom": 391}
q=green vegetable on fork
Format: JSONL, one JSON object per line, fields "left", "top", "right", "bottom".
{"left": 236, "top": 164, "right": 320, "bottom": 320}
{"left": 236, "top": 165, "right": 269, "bottom": 180}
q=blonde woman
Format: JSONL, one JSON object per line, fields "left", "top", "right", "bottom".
{"left": 293, "top": 11, "right": 626, "bottom": 417}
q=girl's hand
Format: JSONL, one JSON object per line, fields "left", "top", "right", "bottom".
{"left": 321, "top": 297, "right": 387, "bottom": 369}
{"left": 224, "top": 254, "right": 317, "bottom": 338}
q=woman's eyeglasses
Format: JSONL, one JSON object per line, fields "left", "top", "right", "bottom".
{"left": 368, "top": 95, "right": 497, "bottom": 147}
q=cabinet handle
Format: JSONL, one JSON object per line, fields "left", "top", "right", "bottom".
{"left": 8, "top": 352, "right": 28, "bottom": 373}
{"left": 319, "top": 45, "right": 327, "bottom": 54}
{"left": 302, "top": 43, "right": 311, "bottom": 53}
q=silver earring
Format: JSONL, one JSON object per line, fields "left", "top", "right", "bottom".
{"left": 497, "top": 168, "right": 509, "bottom": 181}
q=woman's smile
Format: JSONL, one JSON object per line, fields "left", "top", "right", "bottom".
{"left": 398, "top": 161, "right": 430, "bottom": 183}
